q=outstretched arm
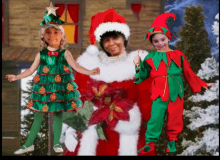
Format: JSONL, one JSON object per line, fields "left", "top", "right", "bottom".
{"left": 6, "top": 52, "right": 40, "bottom": 81}
{"left": 65, "top": 50, "right": 100, "bottom": 76}
{"left": 181, "top": 51, "right": 214, "bottom": 93}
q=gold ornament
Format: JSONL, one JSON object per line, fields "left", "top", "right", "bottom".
{"left": 67, "top": 83, "right": 74, "bottom": 91}
{"left": 54, "top": 75, "right": 62, "bottom": 82}
{"left": 39, "top": 86, "right": 46, "bottom": 94}
{"left": 42, "top": 105, "right": 49, "bottom": 111}
{"left": 42, "top": 66, "right": 49, "bottom": 73}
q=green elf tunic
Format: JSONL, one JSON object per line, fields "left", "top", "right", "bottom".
{"left": 27, "top": 48, "right": 83, "bottom": 112}
{"left": 134, "top": 49, "right": 208, "bottom": 143}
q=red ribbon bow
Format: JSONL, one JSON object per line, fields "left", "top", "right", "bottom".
{"left": 48, "top": 51, "right": 59, "bottom": 57}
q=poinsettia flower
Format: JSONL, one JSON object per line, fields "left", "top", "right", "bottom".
{"left": 81, "top": 80, "right": 123, "bottom": 107}
{"left": 89, "top": 96, "right": 134, "bottom": 129}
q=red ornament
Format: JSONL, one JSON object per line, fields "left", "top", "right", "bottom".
{"left": 50, "top": 93, "right": 57, "bottom": 101}
{"left": 71, "top": 102, "right": 77, "bottom": 109}
{"left": 34, "top": 75, "right": 40, "bottom": 82}
{"left": 63, "top": 66, "right": 70, "bottom": 72}
{"left": 28, "top": 100, "right": 33, "bottom": 108}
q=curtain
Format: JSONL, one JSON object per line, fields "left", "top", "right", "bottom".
{"left": 55, "top": 4, "right": 65, "bottom": 17}
{"left": 67, "top": 4, "right": 79, "bottom": 43}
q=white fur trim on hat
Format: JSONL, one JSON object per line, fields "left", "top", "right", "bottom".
{"left": 86, "top": 45, "right": 99, "bottom": 56}
{"left": 94, "top": 22, "right": 130, "bottom": 42}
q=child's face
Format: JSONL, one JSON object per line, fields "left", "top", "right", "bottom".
{"left": 44, "top": 27, "right": 62, "bottom": 48}
{"left": 152, "top": 33, "right": 170, "bottom": 51}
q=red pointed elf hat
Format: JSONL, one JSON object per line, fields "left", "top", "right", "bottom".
{"left": 86, "top": 9, "right": 130, "bottom": 55}
{"left": 144, "top": 12, "right": 177, "bottom": 42}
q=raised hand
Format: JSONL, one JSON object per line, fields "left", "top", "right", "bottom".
{"left": 134, "top": 54, "right": 141, "bottom": 68}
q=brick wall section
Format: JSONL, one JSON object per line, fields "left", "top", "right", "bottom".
{"left": 8, "top": 0, "right": 163, "bottom": 54}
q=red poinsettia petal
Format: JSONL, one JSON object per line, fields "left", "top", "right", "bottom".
{"left": 81, "top": 90, "right": 95, "bottom": 101}
{"left": 105, "top": 116, "right": 118, "bottom": 130}
{"left": 93, "top": 97, "right": 105, "bottom": 108}
{"left": 89, "top": 107, "right": 110, "bottom": 125}
{"left": 113, "top": 99, "right": 133, "bottom": 112}
{"left": 114, "top": 110, "right": 130, "bottom": 121}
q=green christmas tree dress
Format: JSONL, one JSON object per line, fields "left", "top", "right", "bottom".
{"left": 27, "top": 48, "right": 83, "bottom": 112}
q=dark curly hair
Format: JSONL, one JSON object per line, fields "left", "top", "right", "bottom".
{"left": 99, "top": 31, "right": 128, "bottom": 57}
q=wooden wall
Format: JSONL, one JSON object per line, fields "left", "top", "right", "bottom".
{"left": 2, "top": 61, "right": 21, "bottom": 155}
{"left": 8, "top": 0, "right": 164, "bottom": 54}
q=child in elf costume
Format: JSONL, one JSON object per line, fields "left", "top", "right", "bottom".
{"left": 6, "top": 2, "right": 100, "bottom": 155}
{"left": 133, "top": 12, "right": 215, "bottom": 155}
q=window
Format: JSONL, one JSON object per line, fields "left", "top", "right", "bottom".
{"left": 52, "top": 0, "right": 84, "bottom": 48}
{"left": 2, "top": 0, "right": 9, "bottom": 47}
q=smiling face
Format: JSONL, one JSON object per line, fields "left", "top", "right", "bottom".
{"left": 43, "top": 27, "right": 62, "bottom": 48}
{"left": 151, "top": 33, "right": 170, "bottom": 52}
{"left": 102, "top": 34, "right": 126, "bottom": 57}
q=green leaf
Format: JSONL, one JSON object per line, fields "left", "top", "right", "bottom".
{"left": 76, "top": 101, "right": 94, "bottom": 120}
{"left": 97, "top": 124, "right": 106, "bottom": 140}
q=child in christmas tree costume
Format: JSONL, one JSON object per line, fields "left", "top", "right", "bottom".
{"left": 133, "top": 12, "right": 215, "bottom": 155}
{"left": 6, "top": 2, "right": 100, "bottom": 155}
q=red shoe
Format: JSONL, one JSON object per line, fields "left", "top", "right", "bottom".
{"left": 138, "top": 142, "right": 158, "bottom": 156}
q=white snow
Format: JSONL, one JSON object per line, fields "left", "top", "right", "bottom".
{"left": 180, "top": 128, "right": 219, "bottom": 156}
{"left": 183, "top": 105, "right": 219, "bottom": 130}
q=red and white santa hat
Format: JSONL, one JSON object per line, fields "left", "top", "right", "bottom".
{"left": 86, "top": 9, "right": 130, "bottom": 55}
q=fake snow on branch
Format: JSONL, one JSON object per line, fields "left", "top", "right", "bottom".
{"left": 183, "top": 104, "right": 219, "bottom": 130}
{"left": 189, "top": 57, "right": 219, "bottom": 102}
{"left": 180, "top": 128, "right": 219, "bottom": 156}
{"left": 212, "top": 13, "right": 219, "bottom": 45}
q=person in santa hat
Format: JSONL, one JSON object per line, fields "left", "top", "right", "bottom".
{"left": 133, "top": 12, "right": 215, "bottom": 155}
{"left": 61, "top": 8, "right": 153, "bottom": 156}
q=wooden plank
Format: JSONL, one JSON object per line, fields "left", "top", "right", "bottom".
{"left": 3, "top": 48, "right": 18, "bottom": 60}
{"left": 2, "top": 47, "right": 11, "bottom": 57}
{"left": 17, "top": 48, "right": 35, "bottom": 62}
{"left": 28, "top": 48, "right": 40, "bottom": 62}
{"left": 8, "top": 48, "right": 27, "bottom": 61}
{"left": 2, "top": 138, "right": 19, "bottom": 155}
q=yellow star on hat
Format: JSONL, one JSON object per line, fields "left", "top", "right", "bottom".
{"left": 46, "top": 2, "right": 59, "bottom": 16}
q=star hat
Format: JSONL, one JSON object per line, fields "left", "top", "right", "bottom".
{"left": 39, "top": 2, "right": 65, "bottom": 38}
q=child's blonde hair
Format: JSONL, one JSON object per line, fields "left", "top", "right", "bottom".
{"left": 39, "top": 24, "right": 68, "bottom": 50}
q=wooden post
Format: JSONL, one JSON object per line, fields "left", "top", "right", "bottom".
{"left": 48, "top": 113, "right": 55, "bottom": 155}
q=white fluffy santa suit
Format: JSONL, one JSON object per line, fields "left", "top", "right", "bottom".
{"left": 62, "top": 48, "right": 153, "bottom": 156}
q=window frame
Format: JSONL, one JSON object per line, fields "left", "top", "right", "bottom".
{"left": 51, "top": 0, "right": 84, "bottom": 49}
{"left": 2, "top": 0, "right": 9, "bottom": 47}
